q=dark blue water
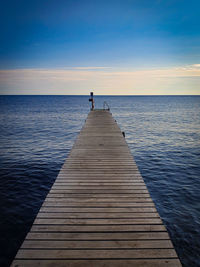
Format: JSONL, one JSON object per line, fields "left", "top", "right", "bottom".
{"left": 0, "top": 95, "right": 200, "bottom": 266}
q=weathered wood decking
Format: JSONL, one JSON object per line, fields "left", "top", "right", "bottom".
{"left": 12, "top": 110, "right": 181, "bottom": 266}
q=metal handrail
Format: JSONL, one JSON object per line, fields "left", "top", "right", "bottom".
{"left": 103, "top": 101, "right": 110, "bottom": 111}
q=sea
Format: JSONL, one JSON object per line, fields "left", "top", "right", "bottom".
{"left": 0, "top": 95, "right": 200, "bottom": 266}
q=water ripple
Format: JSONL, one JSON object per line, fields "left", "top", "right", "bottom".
{"left": 0, "top": 95, "right": 200, "bottom": 266}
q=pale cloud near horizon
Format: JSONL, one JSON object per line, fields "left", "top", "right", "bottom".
{"left": 0, "top": 64, "right": 200, "bottom": 95}
{"left": 67, "top": 66, "right": 112, "bottom": 70}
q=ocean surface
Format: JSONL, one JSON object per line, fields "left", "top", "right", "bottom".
{"left": 0, "top": 95, "right": 200, "bottom": 266}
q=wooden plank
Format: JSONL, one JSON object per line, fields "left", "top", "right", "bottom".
{"left": 21, "top": 240, "right": 173, "bottom": 249}
{"left": 11, "top": 259, "right": 181, "bottom": 267}
{"left": 37, "top": 212, "right": 159, "bottom": 219}
{"left": 56, "top": 178, "right": 144, "bottom": 181}
{"left": 30, "top": 224, "right": 166, "bottom": 232}
{"left": 11, "top": 110, "right": 181, "bottom": 266}
{"left": 44, "top": 197, "right": 153, "bottom": 202}
{"left": 46, "top": 194, "right": 151, "bottom": 198}
{"left": 42, "top": 202, "right": 155, "bottom": 207}
{"left": 15, "top": 249, "right": 177, "bottom": 259}
{"left": 34, "top": 218, "right": 163, "bottom": 225}
{"left": 51, "top": 185, "right": 147, "bottom": 189}
{"left": 54, "top": 182, "right": 145, "bottom": 185}
{"left": 49, "top": 189, "right": 149, "bottom": 194}
{"left": 39, "top": 207, "right": 157, "bottom": 213}
{"left": 26, "top": 232, "right": 170, "bottom": 240}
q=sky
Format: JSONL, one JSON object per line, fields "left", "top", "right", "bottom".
{"left": 0, "top": 0, "right": 200, "bottom": 95}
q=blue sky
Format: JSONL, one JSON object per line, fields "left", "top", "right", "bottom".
{"left": 0, "top": 0, "right": 200, "bottom": 94}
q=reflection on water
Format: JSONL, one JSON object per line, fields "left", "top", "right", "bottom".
{"left": 0, "top": 95, "right": 200, "bottom": 266}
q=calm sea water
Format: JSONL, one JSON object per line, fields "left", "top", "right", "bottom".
{"left": 0, "top": 95, "right": 200, "bottom": 266}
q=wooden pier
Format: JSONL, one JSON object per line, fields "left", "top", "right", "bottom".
{"left": 12, "top": 110, "right": 181, "bottom": 266}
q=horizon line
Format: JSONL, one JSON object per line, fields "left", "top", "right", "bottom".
{"left": 1, "top": 94, "right": 200, "bottom": 96}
